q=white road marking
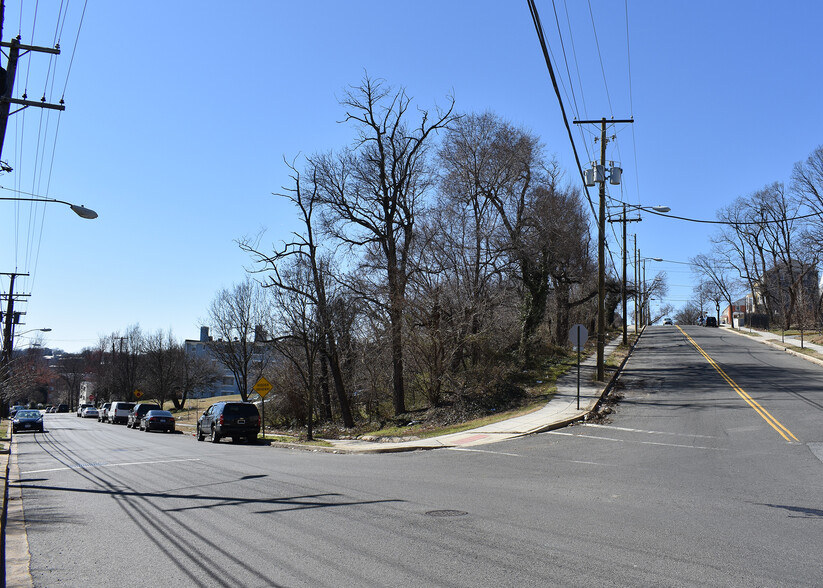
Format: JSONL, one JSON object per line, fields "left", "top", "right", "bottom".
{"left": 20, "top": 457, "right": 201, "bottom": 475}
{"left": 548, "top": 431, "right": 725, "bottom": 451}
{"left": 584, "top": 424, "right": 716, "bottom": 439}
{"left": 448, "top": 448, "right": 520, "bottom": 457}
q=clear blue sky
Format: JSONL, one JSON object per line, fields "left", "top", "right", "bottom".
{"left": 1, "top": 1, "right": 821, "bottom": 352}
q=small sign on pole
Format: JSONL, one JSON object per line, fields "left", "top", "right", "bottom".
{"left": 568, "top": 325, "right": 589, "bottom": 410}
{"left": 252, "top": 377, "right": 273, "bottom": 441}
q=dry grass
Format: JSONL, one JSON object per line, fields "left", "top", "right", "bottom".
{"left": 162, "top": 394, "right": 243, "bottom": 428}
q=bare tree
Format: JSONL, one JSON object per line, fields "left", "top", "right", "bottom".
{"left": 98, "top": 326, "right": 144, "bottom": 401}
{"left": 267, "top": 259, "right": 323, "bottom": 439}
{"left": 438, "top": 112, "right": 587, "bottom": 364}
{"left": 675, "top": 301, "right": 703, "bottom": 325}
{"left": 56, "top": 354, "right": 89, "bottom": 411}
{"left": 173, "top": 352, "right": 220, "bottom": 410}
{"left": 691, "top": 253, "right": 740, "bottom": 329}
{"left": 239, "top": 159, "right": 354, "bottom": 427}
{"left": 206, "top": 278, "right": 272, "bottom": 402}
{"left": 312, "top": 75, "right": 455, "bottom": 416}
{"left": 141, "top": 330, "right": 184, "bottom": 407}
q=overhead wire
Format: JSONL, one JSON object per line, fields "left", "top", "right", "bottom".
{"left": 526, "top": 0, "right": 598, "bottom": 223}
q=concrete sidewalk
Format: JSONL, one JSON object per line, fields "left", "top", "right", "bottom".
{"left": 321, "top": 337, "right": 627, "bottom": 454}
{"left": 723, "top": 324, "right": 823, "bottom": 366}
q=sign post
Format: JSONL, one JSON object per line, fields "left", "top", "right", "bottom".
{"left": 252, "top": 377, "right": 273, "bottom": 441}
{"left": 568, "top": 325, "right": 589, "bottom": 410}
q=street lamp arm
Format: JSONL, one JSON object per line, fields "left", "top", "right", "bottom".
{"left": 0, "top": 196, "right": 98, "bottom": 219}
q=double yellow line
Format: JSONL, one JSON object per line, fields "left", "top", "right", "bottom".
{"left": 677, "top": 326, "right": 798, "bottom": 442}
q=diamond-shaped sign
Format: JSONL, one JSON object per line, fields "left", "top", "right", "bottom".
{"left": 253, "top": 377, "right": 273, "bottom": 398}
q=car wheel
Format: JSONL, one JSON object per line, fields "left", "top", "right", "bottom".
{"left": 196, "top": 425, "right": 204, "bottom": 441}
{"left": 210, "top": 427, "right": 220, "bottom": 443}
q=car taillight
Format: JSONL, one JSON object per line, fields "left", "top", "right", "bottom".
{"left": 219, "top": 415, "right": 224, "bottom": 425}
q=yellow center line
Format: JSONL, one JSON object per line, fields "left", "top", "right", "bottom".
{"left": 676, "top": 325, "right": 799, "bottom": 442}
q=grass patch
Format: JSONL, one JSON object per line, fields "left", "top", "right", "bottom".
{"left": 163, "top": 394, "right": 243, "bottom": 426}
{"left": 781, "top": 344, "right": 823, "bottom": 359}
{"left": 355, "top": 391, "right": 557, "bottom": 440}
{"left": 0, "top": 419, "right": 7, "bottom": 452}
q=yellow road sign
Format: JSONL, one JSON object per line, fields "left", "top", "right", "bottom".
{"left": 134, "top": 389, "right": 143, "bottom": 399}
{"left": 253, "top": 377, "right": 273, "bottom": 398}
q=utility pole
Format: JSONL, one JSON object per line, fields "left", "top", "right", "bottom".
{"left": 634, "top": 238, "right": 638, "bottom": 332}
{"left": 608, "top": 204, "right": 641, "bottom": 345}
{"left": 0, "top": 272, "right": 30, "bottom": 414}
{"left": 0, "top": 2, "right": 65, "bottom": 164}
{"left": 574, "top": 117, "right": 633, "bottom": 380}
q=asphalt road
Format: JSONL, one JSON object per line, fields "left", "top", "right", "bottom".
{"left": 10, "top": 325, "right": 823, "bottom": 587}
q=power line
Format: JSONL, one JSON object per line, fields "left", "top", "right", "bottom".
{"left": 526, "top": 0, "right": 597, "bottom": 222}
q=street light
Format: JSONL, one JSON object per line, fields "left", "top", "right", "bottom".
{"left": 0, "top": 196, "right": 98, "bottom": 219}
{"left": 14, "top": 327, "right": 52, "bottom": 345}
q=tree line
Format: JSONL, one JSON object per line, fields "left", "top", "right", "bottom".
{"left": 6, "top": 76, "right": 622, "bottom": 433}
{"left": 239, "top": 75, "right": 606, "bottom": 436}
{"left": 688, "top": 144, "right": 823, "bottom": 330}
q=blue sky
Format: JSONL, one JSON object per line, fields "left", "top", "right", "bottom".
{"left": 1, "top": 1, "right": 821, "bottom": 352}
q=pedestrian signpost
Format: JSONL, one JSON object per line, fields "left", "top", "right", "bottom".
{"left": 568, "top": 324, "right": 589, "bottom": 410}
{"left": 252, "top": 376, "right": 273, "bottom": 440}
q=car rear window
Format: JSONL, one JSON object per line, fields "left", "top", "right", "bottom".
{"left": 223, "top": 403, "right": 258, "bottom": 416}
{"left": 147, "top": 410, "right": 173, "bottom": 417}
{"left": 116, "top": 403, "right": 135, "bottom": 411}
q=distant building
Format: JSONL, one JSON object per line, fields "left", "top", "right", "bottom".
{"left": 184, "top": 326, "right": 273, "bottom": 399}
{"left": 721, "top": 298, "right": 747, "bottom": 326}
{"left": 184, "top": 327, "right": 241, "bottom": 398}
{"left": 746, "top": 261, "right": 819, "bottom": 326}
{"left": 79, "top": 381, "right": 96, "bottom": 405}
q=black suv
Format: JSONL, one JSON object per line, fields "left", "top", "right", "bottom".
{"left": 127, "top": 402, "right": 162, "bottom": 428}
{"left": 705, "top": 316, "right": 718, "bottom": 327}
{"left": 197, "top": 401, "right": 260, "bottom": 444}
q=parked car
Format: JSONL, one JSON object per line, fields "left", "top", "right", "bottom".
{"left": 98, "top": 402, "right": 112, "bottom": 422}
{"left": 139, "top": 410, "right": 176, "bottom": 433}
{"left": 82, "top": 406, "right": 99, "bottom": 419}
{"left": 127, "top": 403, "right": 162, "bottom": 428}
{"left": 196, "top": 401, "right": 260, "bottom": 444}
{"left": 56, "top": 404, "right": 69, "bottom": 413}
{"left": 12, "top": 409, "right": 44, "bottom": 433}
{"left": 9, "top": 405, "right": 25, "bottom": 418}
{"left": 108, "top": 401, "right": 135, "bottom": 425}
{"left": 77, "top": 403, "right": 93, "bottom": 417}
{"left": 44, "top": 405, "right": 54, "bottom": 413}
{"left": 705, "top": 316, "right": 718, "bottom": 327}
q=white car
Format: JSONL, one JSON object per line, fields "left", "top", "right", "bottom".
{"left": 663, "top": 317, "right": 673, "bottom": 325}
{"left": 81, "top": 406, "right": 99, "bottom": 419}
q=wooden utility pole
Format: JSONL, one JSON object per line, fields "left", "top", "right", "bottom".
{"left": 608, "top": 204, "right": 641, "bottom": 345}
{"left": 574, "top": 118, "right": 633, "bottom": 380}
{"left": 0, "top": 11, "right": 65, "bottom": 163}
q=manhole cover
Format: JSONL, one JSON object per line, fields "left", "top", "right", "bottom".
{"left": 425, "top": 510, "right": 468, "bottom": 517}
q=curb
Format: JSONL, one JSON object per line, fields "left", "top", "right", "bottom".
{"left": 725, "top": 327, "right": 823, "bottom": 368}
{"left": 590, "top": 328, "right": 644, "bottom": 417}
{"left": 294, "top": 333, "right": 643, "bottom": 454}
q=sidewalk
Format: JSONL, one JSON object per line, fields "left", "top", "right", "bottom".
{"left": 318, "top": 337, "right": 627, "bottom": 454}
{"left": 723, "top": 324, "right": 823, "bottom": 366}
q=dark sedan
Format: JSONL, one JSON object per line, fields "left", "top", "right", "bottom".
{"left": 139, "top": 410, "right": 175, "bottom": 433}
{"left": 12, "top": 410, "right": 44, "bottom": 434}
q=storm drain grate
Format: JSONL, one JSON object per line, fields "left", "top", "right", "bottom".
{"left": 425, "top": 510, "right": 468, "bottom": 517}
